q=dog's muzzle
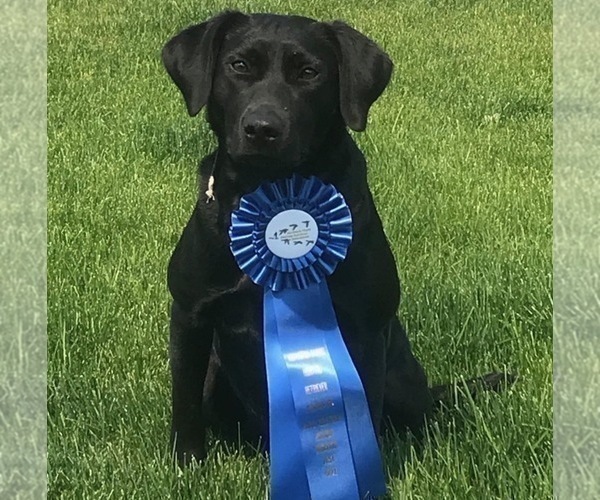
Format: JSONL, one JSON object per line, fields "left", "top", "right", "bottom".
{"left": 240, "top": 104, "right": 288, "bottom": 151}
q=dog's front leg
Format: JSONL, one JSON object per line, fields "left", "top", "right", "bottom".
{"left": 342, "top": 327, "right": 387, "bottom": 437}
{"left": 169, "top": 300, "right": 213, "bottom": 466}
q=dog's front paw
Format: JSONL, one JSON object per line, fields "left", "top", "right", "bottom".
{"left": 175, "top": 445, "right": 207, "bottom": 468}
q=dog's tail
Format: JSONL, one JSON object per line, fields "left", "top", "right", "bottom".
{"left": 429, "top": 371, "right": 517, "bottom": 407}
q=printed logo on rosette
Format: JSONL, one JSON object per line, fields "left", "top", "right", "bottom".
{"left": 266, "top": 209, "right": 318, "bottom": 259}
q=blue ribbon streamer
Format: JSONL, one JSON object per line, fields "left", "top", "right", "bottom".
{"left": 230, "top": 175, "right": 386, "bottom": 499}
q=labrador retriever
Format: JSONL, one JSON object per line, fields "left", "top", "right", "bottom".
{"left": 161, "top": 11, "right": 506, "bottom": 466}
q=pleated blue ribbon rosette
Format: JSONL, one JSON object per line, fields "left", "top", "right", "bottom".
{"left": 229, "top": 175, "right": 386, "bottom": 500}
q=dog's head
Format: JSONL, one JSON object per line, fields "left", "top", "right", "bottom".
{"left": 162, "top": 12, "right": 392, "bottom": 171}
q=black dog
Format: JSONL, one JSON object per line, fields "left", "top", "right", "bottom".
{"left": 162, "top": 11, "right": 504, "bottom": 467}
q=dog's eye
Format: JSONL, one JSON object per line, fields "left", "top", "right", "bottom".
{"left": 231, "top": 60, "right": 249, "bottom": 73}
{"left": 298, "top": 67, "right": 318, "bottom": 80}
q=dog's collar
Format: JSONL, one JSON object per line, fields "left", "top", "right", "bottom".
{"left": 205, "top": 150, "right": 218, "bottom": 203}
{"left": 205, "top": 175, "right": 215, "bottom": 203}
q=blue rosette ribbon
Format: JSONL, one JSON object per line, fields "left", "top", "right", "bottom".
{"left": 230, "top": 175, "right": 386, "bottom": 500}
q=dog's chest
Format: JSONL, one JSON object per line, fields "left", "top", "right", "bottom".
{"left": 212, "top": 286, "right": 263, "bottom": 342}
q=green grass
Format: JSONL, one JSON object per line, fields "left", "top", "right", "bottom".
{"left": 48, "top": 0, "right": 552, "bottom": 498}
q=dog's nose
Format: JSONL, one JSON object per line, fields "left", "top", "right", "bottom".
{"left": 244, "top": 120, "right": 279, "bottom": 142}
{"left": 241, "top": 108, "right": 284, "bottom": 146}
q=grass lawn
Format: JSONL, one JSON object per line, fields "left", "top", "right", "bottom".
{"left": 48, "top": 0, "right": 552, "bottom": 498}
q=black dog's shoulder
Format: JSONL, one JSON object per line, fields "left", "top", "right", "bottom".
{"left": 168, "top": 152, "right": 242, "bottom": 312}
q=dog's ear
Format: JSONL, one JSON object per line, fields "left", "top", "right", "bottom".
{"left": 162, "top": 11, "right": 247, "bottom": 116}
{"left": 327, "top": 21, "right": 393, "bottom": 131}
